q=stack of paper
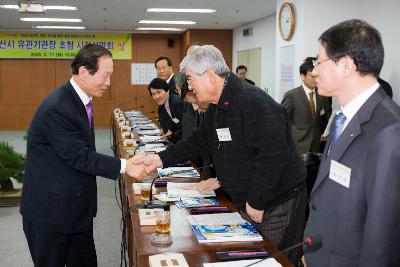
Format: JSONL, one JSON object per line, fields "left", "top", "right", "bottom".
{"left": 187, "top": 212, "right": 263, "bottom": 243}
{"left": 137, "top": 129, "right": 160, "bottom": 135}
{"left": 157, "top": 167, "right": 200, "bottom": 178}
{"left": 167, "top": 182, "right": 215, "bottom": 198}
{"left": 175, "top": 197, "right": 220, "bottom": 208}
{"left": 140, "top": 135, "right": 166, "bottom": 143}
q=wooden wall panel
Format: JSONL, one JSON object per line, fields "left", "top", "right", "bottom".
{"left": 55, "top": 60, "right": 72, "bottom": 85}
{"left": 186, "top": 29, "right": 233, "bottom": 68}
{"left": 19, "top": 104, "right": 38, "bottom": 129}
{"left": 0, "top": 105, "right": 19, "bottom": 129}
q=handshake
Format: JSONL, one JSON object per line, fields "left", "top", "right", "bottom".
{"left": 125, "top": 154, "right": 163, "bottom": 180}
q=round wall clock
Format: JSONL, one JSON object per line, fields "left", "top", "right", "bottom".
{"left": 279, "top": 2, "right": 296, "bottom": 41}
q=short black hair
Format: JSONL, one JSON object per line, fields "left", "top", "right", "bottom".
{"left": 154, "top": 56, "right": 173, "bottom": 68}
{"left": 71, "top": 44, "right": 112, "bottom": 75}
{"left": 236, "top": 65, "right": 247, "bottom": 73}
{"left": 299, "top": 57, "right": 316, "bottom": 75}
{"left": 319, "top": 19, "right": 384, "bottom": 77}
{"left": 148, "top": 78, "right": 169, "bottom": 96}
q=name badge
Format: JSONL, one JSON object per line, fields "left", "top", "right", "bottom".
{"left": 329, "top": 160, "right": 351, "bottom": 188}
{"left": 172, "top": 118, "right": 180, "bottom": 124}
{"left": 320, "top": 108, "right": 325, "bottom": 116}
{"left": 216, "top": 128, "right": 232, "bottom": 142}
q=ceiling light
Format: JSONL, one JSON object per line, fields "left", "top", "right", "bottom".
{"left": 0, "top": 4, "right": 77, "bottom": 11}
{"left": 0, "top": 4, "right": 18, "bottom": 9}
{"left": 44, "top": 6, "right": 77, "bottom": 11}
{"left": 32, "top": 26, "right": 86, "bottom": 30}
{"left": 146, "top": 8, "right": 216, "bottom": 13}
{"left": 20, "top": 18, "right": 82, "bottom": 22}
{"left": 138, "top": 20, "right": 196, "bottom": 25}
{"left": 136, "top": 27, "right": 184, "bottom": 32}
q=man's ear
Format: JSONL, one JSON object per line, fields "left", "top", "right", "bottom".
{"left": 206, "top": 69, "right": 217, "bottom": 85}
{"left": 340, "top": 56, "right": 357, "bottom": 77}
{"left": 78, "top": 66, "right": 88, "bottom": 81}
{"left": 300, "top": 73, "right": 306, "bottom": 81}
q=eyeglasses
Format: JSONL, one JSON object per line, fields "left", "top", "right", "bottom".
{"left": 312, "top": 58, "right": 331, "bottom": 67}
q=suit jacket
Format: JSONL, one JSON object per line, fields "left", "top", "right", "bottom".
{"left": 158, "top": 93, "right": 183, "bottom": 143}
{"left": 159, "top": 73, "right": 306, "bottom": 210}
{"left": 281, "top": 86, "right": 332, "bottom": 155}
{"left": 20, "top": 81, "right": 120, "bottom": 233}
{"left": 304, "top": 88, "right": 400, "bottom": 267}
{"left": 167, "top": 73, "right": 178, "bottom": 95}
{"left": 181, "top": 102, "right": 197, "bottom": 141}
{"left": 245, "top": 78, "right": 255, "bottom": 85}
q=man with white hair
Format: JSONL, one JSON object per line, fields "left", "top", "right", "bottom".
{"left": 135, "top": 45, "right": 307, "bottom": 263}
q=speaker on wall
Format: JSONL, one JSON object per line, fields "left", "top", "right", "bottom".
{"left": 167, "top": 38, "right": 174, "bottom": 48}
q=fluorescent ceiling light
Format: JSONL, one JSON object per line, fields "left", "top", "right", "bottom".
{"left": 146, "top": 8, "right": 216, "bottom": 13}
{"left": 44, "top": 6, "right": 77, "bottom": 11}
{"left": 138, "top": 20, "right": 196, "bottom": 25}
{"left": 136, "top": 27, "right": 184, "bottom": 32}
{"left": 32, "top": 25, "right": 86, "bottom": 29}
{"left": 0, "top": 5, "right": 77, "bottom": 10}
{"left": 0, "top": 4, "right": 18, "bottom": 9}
{"left": 20, "top": 18, "right": 82, "bottom": 22}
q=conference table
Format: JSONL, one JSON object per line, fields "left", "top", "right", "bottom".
{"left": 113, "top": 111, "right": 294, "bottom": 267}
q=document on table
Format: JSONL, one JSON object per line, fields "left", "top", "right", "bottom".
{"left": 167, "top": 182, "right": 216, "bottom": 198}
{"left": 203, "top": 258, "right": 282, "bottom": 267}
{"left": 187, "top": 212, "right": 246, "bottom": 226}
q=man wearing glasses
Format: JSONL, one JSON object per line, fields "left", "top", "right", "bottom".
{"left": 303, "top": 19, "right": 400, "bottom": 267}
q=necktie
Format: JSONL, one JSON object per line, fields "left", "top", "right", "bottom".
{"left": 309, "top": 91, "right": 315, "bottom": 119}
{"left": 85, "top": 101, "right": 93, "bottom": 127}
{"left": 331, "top": 112, "right": 347, "bottom": 146}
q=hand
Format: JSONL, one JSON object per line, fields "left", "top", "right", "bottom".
{"left": 162, "top": 130, "right": 173, "bottom": 138}
{"left": 246, "top": 202, "right": 264, "bottom": 223}
{"left": 194, "top": 178, "right": 221, "bottom": 192}
{"left": 133, "top": 154, "right": 163, "bottom": 172}
{"left": 159, "top": 129, "right": 164, "bottom": 136}
{"left": 125, "top": 159, "right": 153, "bottom": 180}
{"left": 320, "top": 135, "right": 328, "bottom": 142}
{"left": 301, "top": 255, "right": 307, "bottom": 267}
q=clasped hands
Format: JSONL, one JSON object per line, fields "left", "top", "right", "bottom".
{"left": 125, "top": 154, "right": 163, "bottom": 180}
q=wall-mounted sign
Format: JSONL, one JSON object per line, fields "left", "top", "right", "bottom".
{"left": 0, "top": 32, "right": 132, "bottom": 59}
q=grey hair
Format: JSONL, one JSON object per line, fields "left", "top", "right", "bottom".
{"left": 173, "top": 71, "right": 187, "bottom": 88}
{"left": 179, "top": 45, "right": 230, "bottom": 78}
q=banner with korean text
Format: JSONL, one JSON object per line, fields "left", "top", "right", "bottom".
{"left": 0, "top": 32, "right": 132, "bottom": 59}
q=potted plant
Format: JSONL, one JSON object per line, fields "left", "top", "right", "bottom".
{"left": 0, "top": 141, "right": 25, "bottom": 207}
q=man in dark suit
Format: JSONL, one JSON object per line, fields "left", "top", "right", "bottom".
{"left": 282, "top": 57, "right": 332, "bottom": 156}
{"left": 155, "top": 56, "right": 178, "bottom": 95}
{"left": 236, "top": 65, "right": 255, "bottom": 85}
{"left": 136, "top": 45, "right": 307, "bottom": 264}
{"left": 148, "top": 78, "right": 183, "bottom": 144}
{"left": 20, "top": 44, "right": 150, "bottom": 267}
{"left": 303, "top": 19, "right": 400, "bottom": 267}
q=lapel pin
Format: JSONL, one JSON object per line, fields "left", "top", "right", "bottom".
{"left": 224, "top": 101, "right": 229, "bottom": 106}
{"left": 350, "top": 133, "right": 354, "bottom": 137}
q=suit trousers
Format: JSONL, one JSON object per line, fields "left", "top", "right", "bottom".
{"left": 23, "top": 217, "right": 97, "bottom": 267}
{"left": 240, "top": 188, "right": 307, "bottom": 264}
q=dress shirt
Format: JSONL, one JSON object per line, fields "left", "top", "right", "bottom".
{"left": 340, "top": 82, "right": 380, "bottom": 130}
